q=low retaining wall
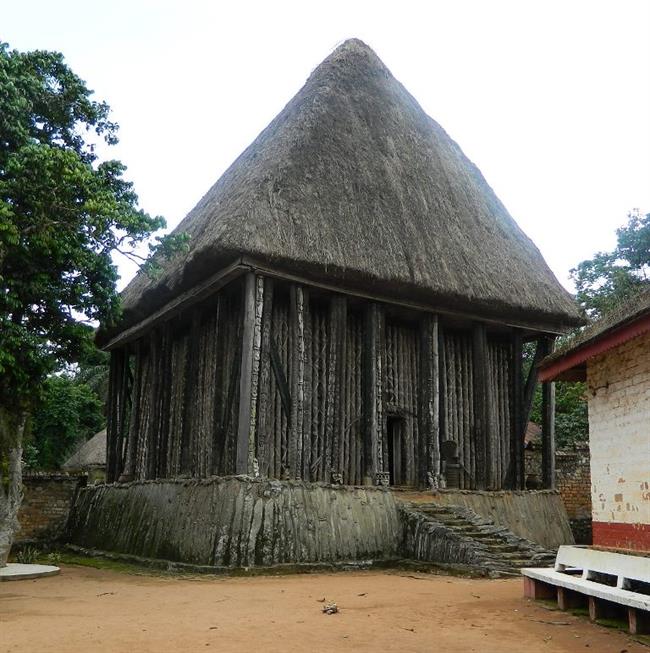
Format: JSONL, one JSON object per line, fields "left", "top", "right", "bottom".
{"left": 428, "top": 489, "right": 574, "bottom": 550}
{"left": 17, "top": 473, "right": 87, "bottom": 543}
{"left": 66, "top": 477, "right": 401, "bottom": 567}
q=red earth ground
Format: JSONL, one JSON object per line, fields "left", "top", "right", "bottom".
{"left": 1, "top": 565, "right": 646, "bottom": 653}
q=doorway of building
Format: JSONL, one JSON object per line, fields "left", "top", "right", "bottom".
{"left": 387, "top": 416, "right": 407, "bottom": 486}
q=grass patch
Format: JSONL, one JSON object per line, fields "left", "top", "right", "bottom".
{"left": 34, "top": 552, "right": 174, "bottom": 577}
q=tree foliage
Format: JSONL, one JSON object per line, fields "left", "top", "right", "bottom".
{"left": 0, "top": 41, "right": 187, "bottom": 451}
{"left": 30, "top": 373, "right": 104, "bottom": 469}
{"left": 530, "top": 381, "right": 589, "bottom": 448}
{"left": 571, "top": 209, "right": 650, "bottom": 318}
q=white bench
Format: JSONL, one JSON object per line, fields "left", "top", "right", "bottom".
{"left": 522, "top": 545, "right": 650, "bottom": 634}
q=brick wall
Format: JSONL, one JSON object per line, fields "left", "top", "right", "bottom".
{"left": 556, "top": 448, "right": 592, "bottom": 543}
{"left": 16, "top": 472, "right": 87, "bottom": 543}
{"left": 587, "top": 329, "right": 650, "bottom": 550}
{"left": 525, "top": 446, "right": 592, "bottom": 543}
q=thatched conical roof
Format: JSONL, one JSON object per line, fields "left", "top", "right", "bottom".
{"left": 115, "top": 39, "right": 580, "bottom": 334}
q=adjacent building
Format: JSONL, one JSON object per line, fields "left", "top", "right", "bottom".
{"left": 540, "top": 291, "right": 650, "bottom": 551}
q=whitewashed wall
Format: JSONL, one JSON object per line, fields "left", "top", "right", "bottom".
{"left": 587, "top": 330, "right": 650, "bottom": 536}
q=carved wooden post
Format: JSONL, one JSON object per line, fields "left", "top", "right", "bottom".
{"left": 510, "top": 330, "right": 524, "bottom": 489}
{"left": 418, "top": 314, "right": 440, "bottom": 487}
{"left": 236, "top": 273, "right": 264, "bottom": 475}
{"left": 120, "top": 340, "right": 142, "bottom": 482}
{"left": 106, "top": 349, "right": 125, "bottom": 482}
{"left": 363, "top": 303, "right": 386, "bottom": 485}
{"left": 256, "top": 278, "right": 275, "bottom": 477}
{"left": 540, "top": 335, "right": 557, "bottom": 489}
{"left": 288, "top": 284, "right": 306, "bottom": 478}
{"left": 180, "top": 310, "right": 201, "bottom": 475}
{"left": 326, "top": 296, "right": 347, "bottom": 483}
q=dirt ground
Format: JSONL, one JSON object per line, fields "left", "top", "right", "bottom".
{"left": 1, "top": 565, "right": 647, "bottom": 653}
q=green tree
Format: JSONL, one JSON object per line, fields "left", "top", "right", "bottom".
{"left": 31, "top": 374, "right": 104, "bottom": 469}
{"left": 571, "top": 209, "right": 650, "bottom": 318}
{"left": 530, "top": 381, "right": 589, "bottom": 448}
{"left": 0, "top": 42, "right": 187, "bottom": 565}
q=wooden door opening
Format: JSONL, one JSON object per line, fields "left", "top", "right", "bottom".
{"left": 387, "top": 416, "right": 406, "bottom": 486}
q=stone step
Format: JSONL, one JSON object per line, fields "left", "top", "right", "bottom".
{"left": 405, "top": 502, "right": 553, "bottom": 576}
{"left": 482, "top": 544, "right": 522, "bottom": 554}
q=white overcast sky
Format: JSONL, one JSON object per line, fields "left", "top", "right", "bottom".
{"left": 4, "top": 0, "right": 650, "bottom": 292}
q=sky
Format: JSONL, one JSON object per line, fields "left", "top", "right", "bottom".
{"left": 3, "top": 0, "right": 650, "bottom": 292}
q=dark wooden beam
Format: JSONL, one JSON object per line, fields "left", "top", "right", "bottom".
{"left": 270, "top": 339, "right": 291, "bottom": 419}
{"left": 288, "top": 284, "right": 306, "bottom": 478}
{"left": 418, "top": 314, "right": 440, "bottom": 487}
{"left": 363, "top": 303, "right": 385, "bottom": 485}
{"left": 119, "top": 340, "right": 143, "bottom": 482}
{"left": 510, "top": 330, "right": 524, "bottom": 489}
{"left": 301, "top": 289, "right": 312, "bottom": 481}
{"left": 180, "top": 310, "right": 201, "bottom": 475}
{"left": 540, "top": 335, "right": 557, "bottom": 489}
{"left": 106, "top": 350, "right": 121, "bottom": 482}
{"left": 236, "top": 273, "right": 264, "bottom": 475}
{"left": 472, "top": 323, "right": 491, "bottom": 490}
{"left": 523, "top": 339, "right": 545, "bottom": 427}
{"left": 324, "top": 296, "right": 346, "bottom": 482}
{"left": 256, "top": 278, "right": 274, "bottom": 477}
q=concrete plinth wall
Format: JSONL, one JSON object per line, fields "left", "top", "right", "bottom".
{"left": 66, "top": 477, "right": 401, "bottom": 567}
{"left": 428, "top": 489, "right": 574, "bottom": 550}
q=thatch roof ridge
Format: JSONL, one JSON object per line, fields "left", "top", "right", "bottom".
{"left": 114, "top": 38, "right": 581, "bottom": 334}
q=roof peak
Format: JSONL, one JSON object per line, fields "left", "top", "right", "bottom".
{"left": 110, "top": 37, "right": 581, "bottom": 337}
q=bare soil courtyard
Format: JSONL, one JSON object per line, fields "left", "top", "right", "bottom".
{"left": 1, "top": 564, "right": 647, "bottom": 653}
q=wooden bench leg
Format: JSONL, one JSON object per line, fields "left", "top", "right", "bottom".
{"left": 628, "top": 608, "right": 650, "bottom": 635}
{"left": 557, "top": 587, "right": 586, "bottom": 610}
{"left": 589, "top": 596, "right": 620, "bottom": 621}
{"left": 524, "top": 577, "right": 556, "bottom": 600}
